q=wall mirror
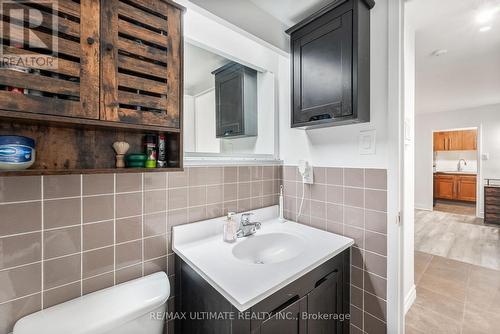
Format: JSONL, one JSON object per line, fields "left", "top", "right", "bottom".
{"left": 183, "top": 40, "right": 278, "bottom": 160}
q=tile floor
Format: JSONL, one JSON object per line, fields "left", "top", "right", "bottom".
{"left": 406, "top": 251, "right": 500, "bottom": 334}
{"left": 415, "top": 209, "right": 500, "bottom": 270}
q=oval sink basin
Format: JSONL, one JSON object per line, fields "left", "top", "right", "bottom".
{"left": 232, "top": 233, "right": 306, "bottom": 265}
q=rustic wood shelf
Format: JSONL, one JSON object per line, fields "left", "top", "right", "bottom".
{"left": 0, "top": 167, "right": 183, "bottom": 177}
{"left": 0, "top": 110, "right": 181, "bottom": 134}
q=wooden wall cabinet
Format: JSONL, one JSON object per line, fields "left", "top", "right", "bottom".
{"left": 433, "top": 130, "right": 477, "bottom": 151}
{"left": 286, "top": 0, "right": 375, "bottom": 129}
{"left": 0, "top": 0, "right": 184, "bottom": 175}
{"left": 434, "top": 173, "right": 477, "bottom": 202}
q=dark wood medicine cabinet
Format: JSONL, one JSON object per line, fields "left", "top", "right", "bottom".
{"left": 286, "top": 0, "right": 375, "bottom": 129}
{"left": 0, "top": 0, "right": 185, "bottom": 176}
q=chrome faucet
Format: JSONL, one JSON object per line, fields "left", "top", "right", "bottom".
{"left": 457, "top": 159, "right": 467, "bottom": 172}
{"left": 236, "top": 213, "right": 261, "bottom": 238}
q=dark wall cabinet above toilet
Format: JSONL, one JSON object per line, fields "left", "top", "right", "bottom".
{"left": 286, "top": 0, "right": 375, "bottom": 129}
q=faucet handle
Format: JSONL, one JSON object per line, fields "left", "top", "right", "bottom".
{"left": 240, "top": 212, "right": 254, "bottom": 223}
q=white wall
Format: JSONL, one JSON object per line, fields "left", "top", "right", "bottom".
{"left": 184, "top": 95, "right": 196, "bottom": 152}
{"left": 278, "top": 0, "right": 389, "bottom": 168}
{"left": 415, "top": 103, "right": 500, "bottom": 215}
{"left": 435, "top": 151, "right": 477, "bottom": 173}
{"left": 194, "top": 89, "right": 220, "bottom": 153}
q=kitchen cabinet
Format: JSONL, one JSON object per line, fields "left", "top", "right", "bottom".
{"left": 433, "top": 130, "right": 477, "bottom": 151}
{"left": 434, "top": 174, "right": 455, "bottom": 200}
{"left": 212, "top": 63, "right": 257, "bottom": 138}
{"left": 286, "top": 0, "right": 375, "bottom": 129}
{"left": 0, "top": 0, "right": 184, "bottom": 175}
{"left": 434, "top": 173, "right": 477, "bottom": 202}
{"left": 176, "top": 249, "right": 350, "bottom": 334}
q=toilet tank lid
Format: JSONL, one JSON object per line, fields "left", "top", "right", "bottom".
{"left": 13, "top": 272, "right": 170, "bottom": 334}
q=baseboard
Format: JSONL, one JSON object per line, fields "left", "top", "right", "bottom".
{"left": 414, "top": 204, "right": 431, "bottom": 211}
{"left": 404, "top": 285, "right": 416, "bottom": 314}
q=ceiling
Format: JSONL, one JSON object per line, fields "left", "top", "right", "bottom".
{"left": 189, "top": 0, "right": 331, "bottom": 51}
{"left": 184, "top": 43, "right": 230, "bottom": 96}
{"left": 407, "top": 0, "right": 500, "bottom": 114}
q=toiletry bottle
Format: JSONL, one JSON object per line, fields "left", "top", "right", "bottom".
{"left": 223, "top": 212, "right": 237, "bottom": 243}
{"left": 279, "top": 185, "right": 285, "bottom": 222}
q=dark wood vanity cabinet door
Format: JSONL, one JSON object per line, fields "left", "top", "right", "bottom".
{"left": 307, "top": 271, "right": 342, "bottom": 334}
{"left": 291, "top": 11, "right": 353, "bottom": 126}
{"left": 0, "top": 0, "right": 100, "bottom": 119}
{"left": 100, "top": 0, "right": 182, "bottom": 128}
{"left": 259, "top": 297, "right": 307, "bottom": 334}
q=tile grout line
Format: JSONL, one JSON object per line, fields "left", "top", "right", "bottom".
{"left": 113, "top": 173, "right": 117, "bottom": 285}
{"left": 40, "top": 175, "right": 44, "bottom": 309}
{"left": 80, "top": 174, "right": 83, "bottom": 297}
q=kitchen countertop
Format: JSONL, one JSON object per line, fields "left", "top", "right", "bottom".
{"left": 172, "top": 206, "right": 354, "bottom": 311}
{"left": 434, "top": 171, "right": 477, "bottom": 175}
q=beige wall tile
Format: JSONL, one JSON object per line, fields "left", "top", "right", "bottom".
{"left": 364, "top": 252, "right": 387, "bottom": 279}
{"left": 82, "top": 272, "right": 114, "bottom": 295}
{"left": 116, "top": 264, "right": 142, "bottom": 284}
{"left": 238, "top": 166, "right": 251, "bottom": 182}
{"left": 144, "top": 212, "right": 167, "bottom": 237}
{"left": 364, "top": 311, "right": 386, "bottom": 334}
{"left": 205, "top": 167, "right": 223, "bottom": 185}
{"left": 116, "top": 193, "right": 142, "bottom": 218}
{"left": 310, "top": 200, "right": 326, "bottom": 219}
{"left": 44, "top": 254, "right": 80, "bottom": 290}
{"left": 82, "top": 247, "right": 113, "bottom": 279}
{"left": 188, "top": 186, "right": 206, "bottom": 207}
{"left": 262, "top": 180, "right": 274, "bottom": 195}
{"left": 144, "top": 189, "right": 167, "bottom": 213}
{"left": 326, "top": 203, "right": 343, "bottom": 223}
{"left": 82, "top": 220, "right": 114, "bottom": 251}
{"left": 168, "top": 170, "right": 188, "bottom": 188}
{"left": 344, "top": 187, "right": 364, "bottom": 208}
{"left": 262, "top": 166, "right": 273, "bottom": 180}
{"left": 116, "top": 173, "right": 142, "bottom": 193}
{"left": 43, "top": 281, "right": 80, "bottom": 308}
{"left": 83, "top": 195, "right": 113, "bottom": 223}
{"left": 365, "top": 210, "right": 387, "bottom": 234}
{"left": 310, "top": 184, "right": 326, "bottom": 201}
{"left": 223, "top": 167, "right": 237, "bottom": 183}
{"left": 251, "top": 181, "right": 263, "bottom": 197}
{"left": 364, "top": 292, "right": 386, "bottom": 321}
{"left": 326, "top": 167, "right": 343, "bottom": 185}
{"left": 365, "top": 169, "right": 387, "bottom": 190}
{"left": 188, "top": 206, "right": 207, "bottom": 223}
{"left": 0, "top": 293, "right": 41, "bottom": 334}
{"left": 144, "top": 256, "right": 167, "bottom": 276}
{"left": 351, "top": 266, "right": 363, "bottom": 289}
{"left": 0, "top": 201, "right": 41, "bottom": 237}
{"left": 326, "top": 185, "right": 343, "bottom": 204}
{"left": 365, "top": 189, "right": 387, "bottom": 212}
{"left": 0, "top": 232, "right": 41, "bottom": 270}
{"left": 250, "top": 166, "right": 263, "bottom": 181}
{"left": 44, "top": 226, "right": 81, "bottom": 259}
{"left": 365, "top": 231, "right": 387, "bottom": 256}
{"left": 144, "top": 235, "right": 167, "bottom": 260}
{"left": 82, "top": 174, "right": 114, "bottom": 196}
{"left": 116, "top": 216, "right": 141, "bottom": 243}
{"left": 224, "top": 183, "right": 237, "bottom": 202}
{"left": 238, "top": 182, "right": 251, "bottom": 199}
{"left": 43, "top": 175, "right": 80, "bottom": 199}
{"left": 344, "top": 206, "right": 364, "bottom": 228}
{"left": 188, "top": 167, "right": 206, "bottom": 186}
{"left": 0, "top": 263, "right": 41, "bottom": 303}
{"left": 167, "top": 209, "right": 188, "bottom": 229}
{"left": 168, "top": 188, "right": 187, "bottom": 210}
{"left": 144, "top": 172, "right": 167, "bottom": 190}
{"left": 207, "top": 184, "right": 223, "bottom": 204}
{"left": 116, "top": 240, "right": 142, "bottom": 269}
{"left": 44, "top": 198, "right": 80, "bottom": 229}
{"left": 344, "top": 168, "right": 365, "bottom": 188}
{"left": 313, "top": 167, "right": 326, "bottom": 184}
{"left": 364, "top": 271, "right": 387, "bottom": 300}
{"left": 206, "top": 203, "right": 223, "bottom": 219}
{"left": 0, "top": 176, "right": 40, "bottom": 203}
{"left": 344, "top": 225, "right": 364, "bottom": 249}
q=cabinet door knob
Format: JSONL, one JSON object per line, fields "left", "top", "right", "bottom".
{"left": 106, "top": 43, "right": 113, "bottom": 51}
{"left": 86, "top": 37, "right": 95, "bottom": 45}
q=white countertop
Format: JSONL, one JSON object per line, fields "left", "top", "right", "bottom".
{"left": 172, "top": 206, "right": 354, "bottom": 311}
{"left": 435, "top": 170, "right": 477, "bottom": 175}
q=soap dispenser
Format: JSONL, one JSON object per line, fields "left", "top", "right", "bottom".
{"left": 223, "top": 212, "right": 237, "bottom": 243}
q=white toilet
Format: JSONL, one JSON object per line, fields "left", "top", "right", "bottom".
{"left": 13, "top": 272, "right": 170, "bottom": 334}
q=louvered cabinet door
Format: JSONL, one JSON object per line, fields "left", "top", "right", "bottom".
{"left": 100, "top": 0, "right": 182, "bottom": 129}
{"left": 0, "top": 0, "right": 100, "bottom": 119}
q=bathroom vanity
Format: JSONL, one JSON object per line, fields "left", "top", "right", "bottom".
{"left": 173, "top": 206, "right": 354, "bottom": 334}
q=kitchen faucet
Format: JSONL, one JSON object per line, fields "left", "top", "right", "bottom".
{"left": 457, "top": 159, "right": 467, "bottom": 172}
{"left": 236, "top": 213, "right": 261, "bottom": 238}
